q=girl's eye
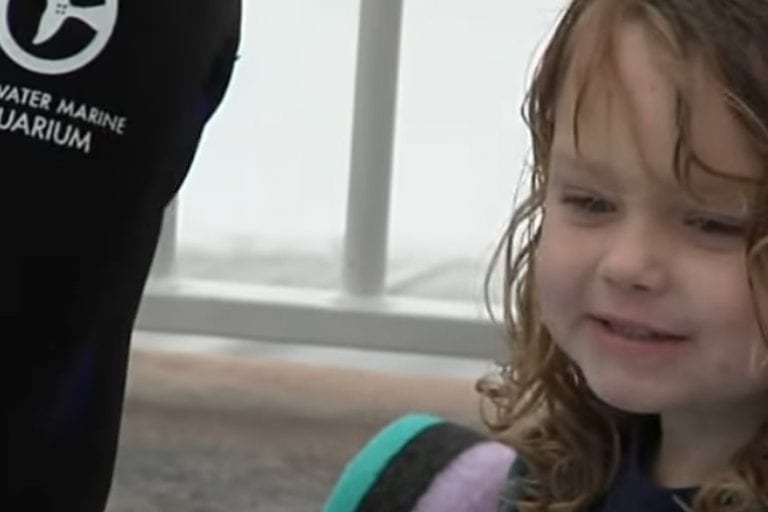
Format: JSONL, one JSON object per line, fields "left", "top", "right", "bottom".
{"left": 560, "top": 195, "right": 615, "bottom": 214}
{"left": 685, "top": 217, "right": 746, "bottom": 237}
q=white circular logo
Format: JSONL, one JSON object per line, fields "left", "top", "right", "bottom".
{"left": 0, "top": 0, "right": 118, "bottom": 75}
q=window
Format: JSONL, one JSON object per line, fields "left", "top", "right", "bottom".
{"left": 176, "top": 0, "right": 564, "bottom": 303}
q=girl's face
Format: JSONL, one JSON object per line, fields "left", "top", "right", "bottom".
{"left": 535, "top": 21, "right": 768, "bottom": 417}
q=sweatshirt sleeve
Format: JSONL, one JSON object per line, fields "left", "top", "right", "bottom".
{"left": 323, "top": 413, "right": 517, "bottom": 512}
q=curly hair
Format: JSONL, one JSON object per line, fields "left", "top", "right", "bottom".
{"left": 478, "top": 1, "right": 768, "bottom": 511}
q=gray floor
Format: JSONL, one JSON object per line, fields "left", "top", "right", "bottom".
{"left": 106, "top": 334, "right": 490, "bottom": 512}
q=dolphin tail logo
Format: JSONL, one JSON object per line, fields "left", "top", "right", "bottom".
{"left": 33, "top": 1, "right": 110, "bottom": 46}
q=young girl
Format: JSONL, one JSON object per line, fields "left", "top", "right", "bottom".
{"left": 325, "top": 1, "right": 768, "bottom": 511}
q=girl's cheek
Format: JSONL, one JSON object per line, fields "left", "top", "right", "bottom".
{"left": 533, "top": 232, "right": 564, "bottom": 324}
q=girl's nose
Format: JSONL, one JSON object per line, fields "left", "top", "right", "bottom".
{"left": 596, "top": 221, "right": 669, "bottom": 295}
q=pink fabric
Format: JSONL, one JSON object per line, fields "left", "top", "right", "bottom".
{"left": 414, "top": 441, "right": 517, "bottom": 512}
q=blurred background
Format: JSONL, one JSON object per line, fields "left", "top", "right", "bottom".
{"left": 108, "top": 1, "right": 566, "bottom": 510}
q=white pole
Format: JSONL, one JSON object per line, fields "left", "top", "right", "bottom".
{"left": 151, "top": 198, "right": 178, "bottom": 279}
{"left": 342, "top": 0, "right": 404, "bottom": 297}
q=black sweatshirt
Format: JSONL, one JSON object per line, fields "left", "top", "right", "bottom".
{"left": 2, "top": 1, "right": 241, "bottom": 510}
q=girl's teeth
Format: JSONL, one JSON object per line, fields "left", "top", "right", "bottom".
{"left": 608, "top": 322, "right": 664, "bottom": 340}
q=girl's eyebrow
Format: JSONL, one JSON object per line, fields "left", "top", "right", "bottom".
{"left": 550, "top": 150, "right": 619, "bottom": 184}
{"left": 551, "top": 150, "right": 752, "bottom": 214}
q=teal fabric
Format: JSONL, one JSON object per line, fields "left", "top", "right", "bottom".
{"left": 323, "top": 413, "right": 444, "bottom": 512}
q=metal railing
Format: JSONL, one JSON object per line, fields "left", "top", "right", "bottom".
{"left": 136, "top": 0, "right": 504, "bottom": 361}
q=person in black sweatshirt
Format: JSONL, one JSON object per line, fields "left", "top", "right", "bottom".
{"left": 2, "top": 1, "right": 241, "bottom": 510}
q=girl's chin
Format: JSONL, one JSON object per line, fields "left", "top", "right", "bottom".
{"left": 583, "top": 375, "right": 674, "bottom": 414}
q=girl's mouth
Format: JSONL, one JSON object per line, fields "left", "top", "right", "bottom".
{"left": 589, "top": 315, "right": 690, "bottom": 344}
{"left": 597, "top": 318, "right": 687, "bottom": 342}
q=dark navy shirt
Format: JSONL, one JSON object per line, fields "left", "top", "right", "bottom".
{"left": 3, "top": 2, "right": 240, "bottom": 511}
{"left": 590, "top": 415, "right": 698, "bottom": 512}
{"left": 500, "top": 415, "right": 698, "bottom": 512}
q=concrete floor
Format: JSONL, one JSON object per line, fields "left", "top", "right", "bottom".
{"left": 106, "top": 335, "right": 490, "bottom": 512}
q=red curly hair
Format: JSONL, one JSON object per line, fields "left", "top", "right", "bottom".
{"left": 479, "top": 1, "right": 768, "bottom": 511}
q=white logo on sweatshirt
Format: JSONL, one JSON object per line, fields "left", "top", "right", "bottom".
{"left": 0, "top": 0, "right": 118, "bottom": 75}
